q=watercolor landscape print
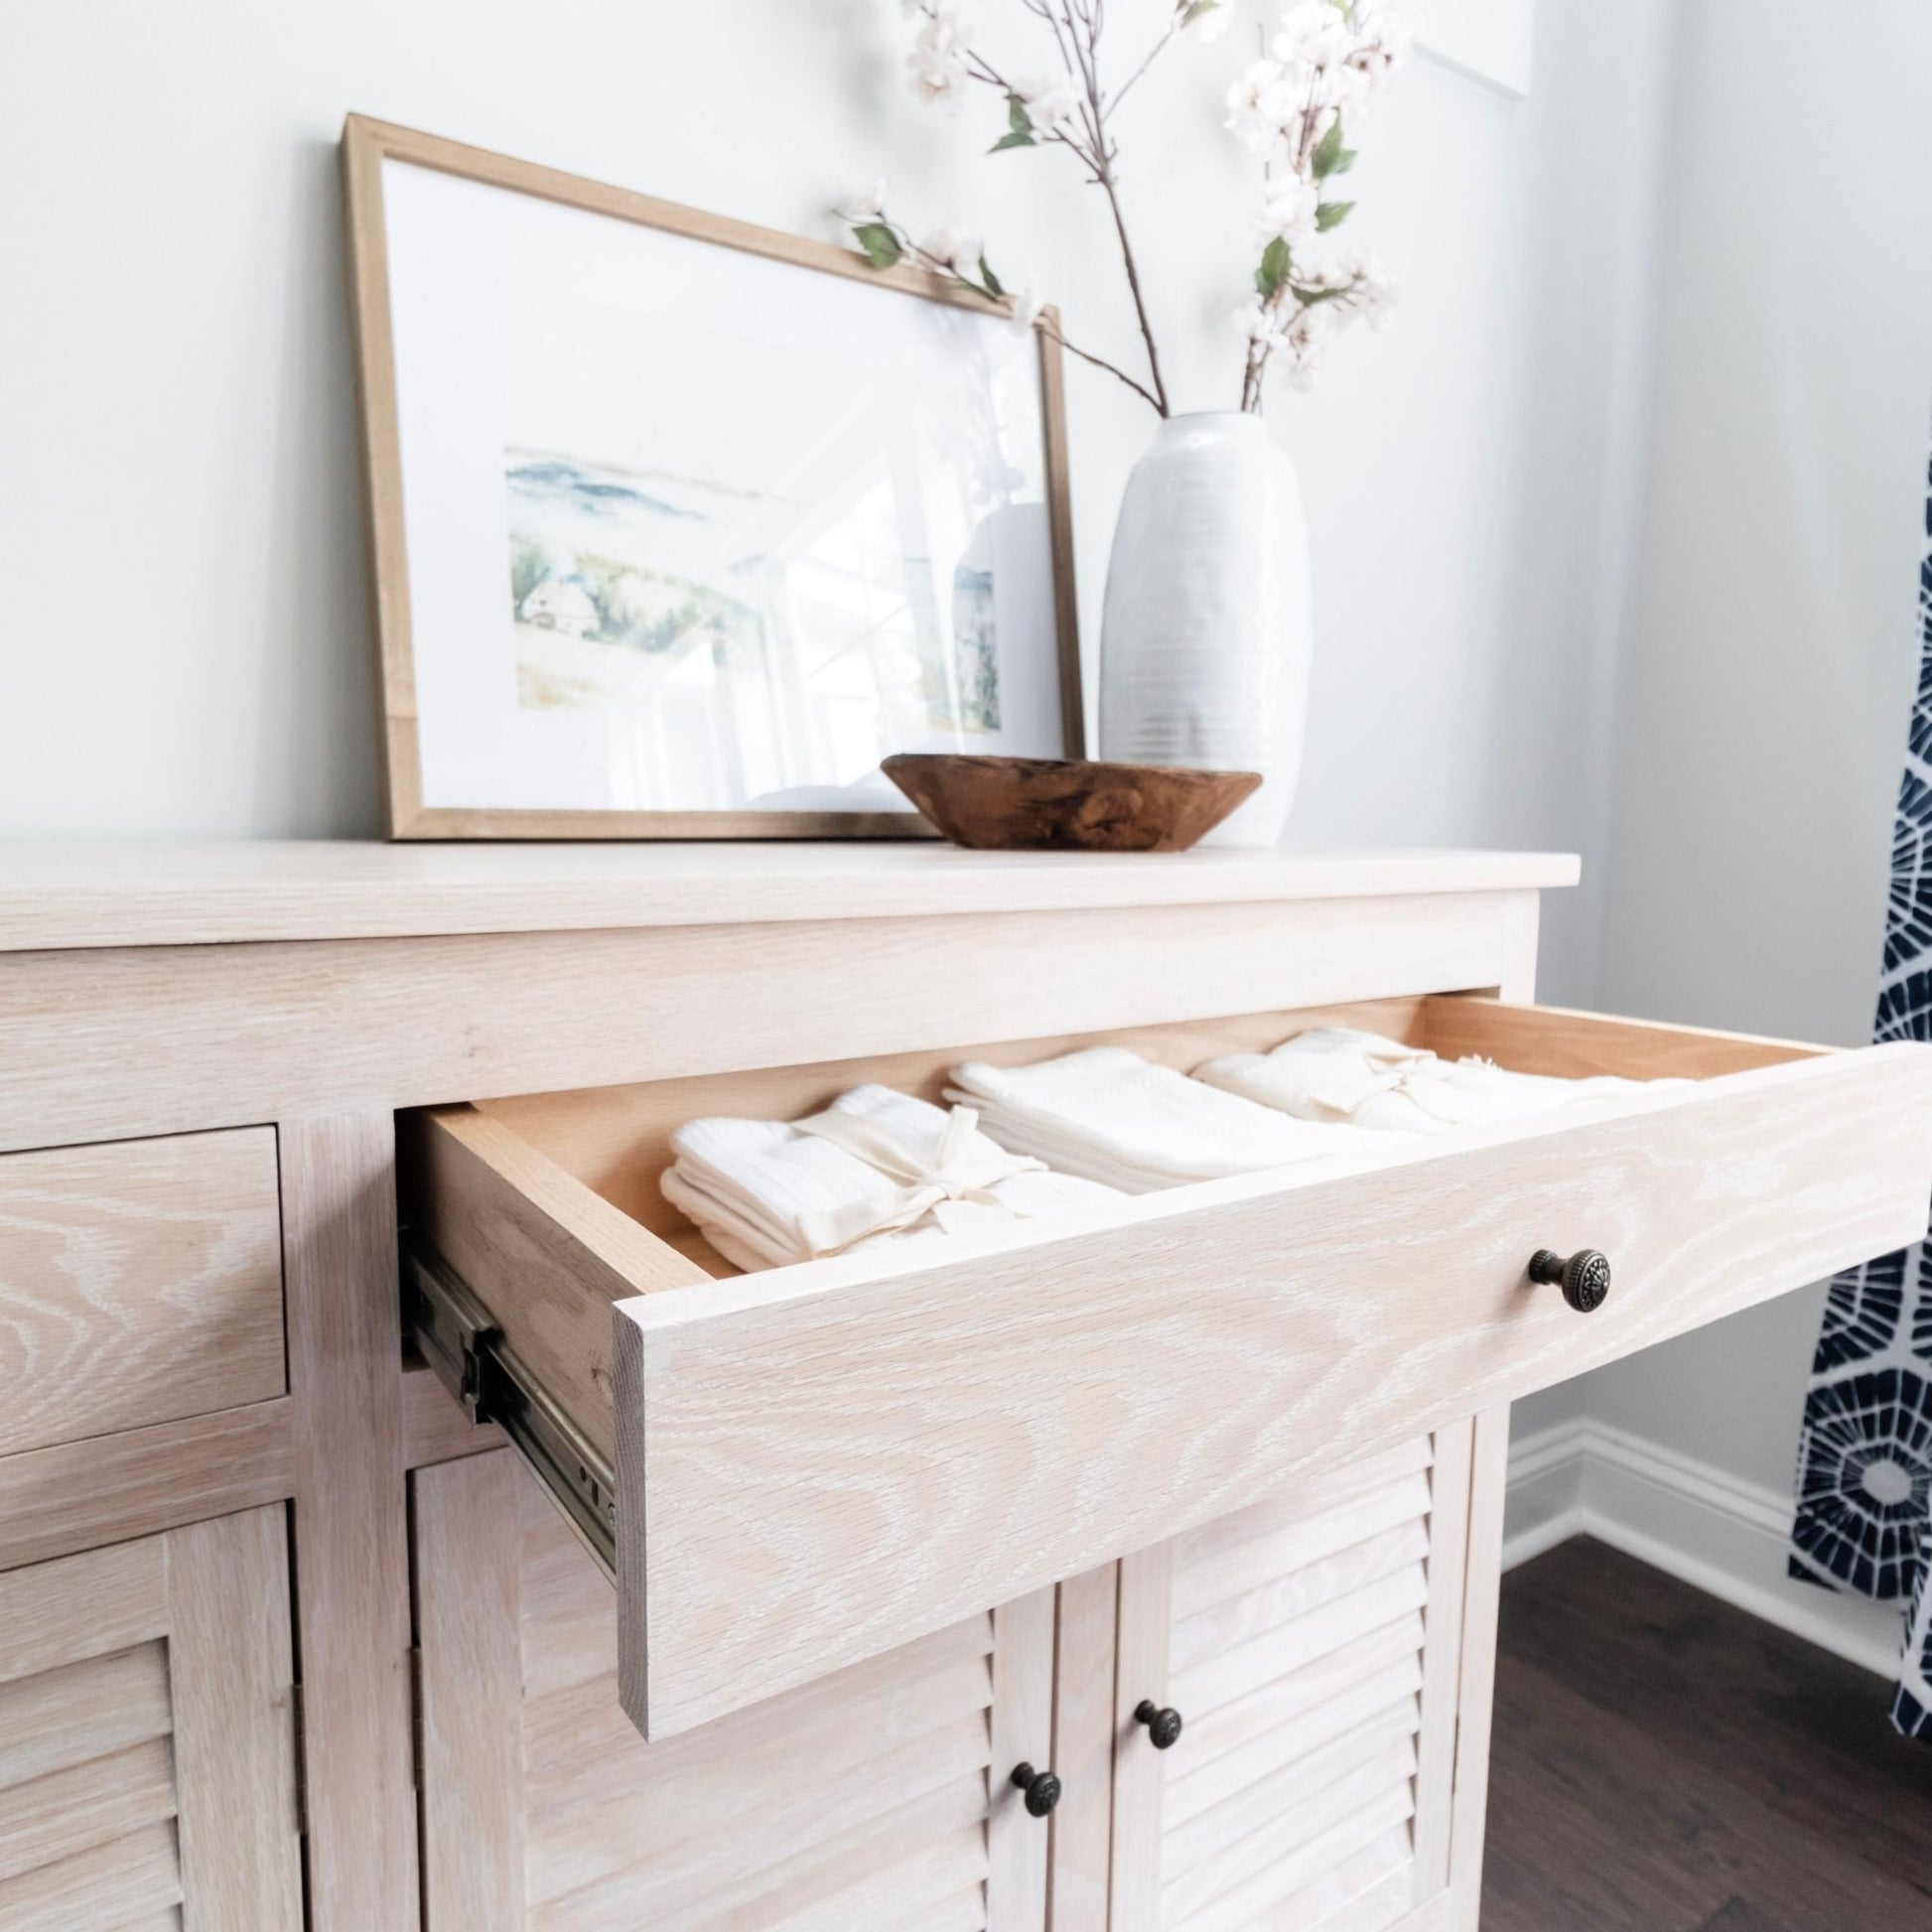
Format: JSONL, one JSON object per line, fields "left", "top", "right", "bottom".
{"left": 494, "top": 273, "right": 1053, "bottom": 814}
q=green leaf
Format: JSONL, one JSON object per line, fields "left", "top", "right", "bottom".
{"left": 1177, "top": 0, "right": 1221, "bottom": 25}
{"left": 977, "top": 253, "right": 1005, "bottom": 298}
{"left": 1255, "top": 235, "right": 1291, "bottom": 300}
{"left": 1327, "top": 145, "right": 1358, "bottom": 176}
{"left": 993, "top": 97, "right": 1037, "bottom": 152}
{"left": 1311, "top": 117, "right": 1346, "bottom": 180}
{"left": 853, "top": 221, "right": 902, "bottom": 268}
{"left": 1315, "top": 200, "right": 1354, "bottom": 231}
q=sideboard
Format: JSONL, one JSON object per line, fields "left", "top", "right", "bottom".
{"left": 0, "top": 842, "right": 1925, "bottom": 1932}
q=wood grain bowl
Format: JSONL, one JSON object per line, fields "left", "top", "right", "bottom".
{"left": 881, "top": 755, "right": 1262, "bottom": 853}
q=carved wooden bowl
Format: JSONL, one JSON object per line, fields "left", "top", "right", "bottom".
{"left": 882, "top": 755, "right": 1262, "bottom": 853}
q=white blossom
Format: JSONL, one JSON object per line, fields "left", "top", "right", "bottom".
{"left": 1346, "top": 4, "right": 1415, "bottom": 104}
{"left": 1225, "top": 58, "right": 1297, "bottom": 158}
{"left": 1256, "top": 174, "right": 1321, "bottom": 247}
{"left": 1015, "top": 72, "right": 1082, "bottom": 136}
{"left": 908, "top": 6, "right": 974, "bottom": 108}
{"left": 1273, "top": 0, "right": 1353, "bottom": 94}
{"left": 1343, "top": 248, "right": 1400, "bottom": 330}
{"left": 1010, "top": 279, "right": 1046, "bottom": 332}
{"left": 1232, "top": 298, "right": 1290, "bottom": 351}
{"left": 1294, "top": 255, "right": 1356, "bottom": 293}
{"left": 1276, "top": 305, "right": 1341, "bottom": 389}
{"left": 835, "top": 178, "right": 892, "bottom": 223}
{"left": 918, "top": 225, "right": 982, "bottom": 273}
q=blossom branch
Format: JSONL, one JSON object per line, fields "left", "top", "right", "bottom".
{"left": 837, "top": 203, "right": 1162, "bottom": 413}
{"left": 882, "top": 0, "right": 1406, "bottom": 418}
{"left": 1053, "top": 0, "right": 1172, "bottom": 416}
{"left": 1037, "top": 318, "right": 1164, "bottom": 413}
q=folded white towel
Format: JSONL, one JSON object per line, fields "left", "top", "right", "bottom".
{"left": 945, "top": 1046, "right": 1366, "bottom": 1192}
{"left": 1193, "top": 1026, "right": 1675, "bottom": 1134}
{"left": 661, "top": 1082, "right": 1122, "bottom": 1269}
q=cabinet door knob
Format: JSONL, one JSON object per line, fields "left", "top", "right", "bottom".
{"left": 1528, "top": 1248, "right": 1611, "bottom": 1313}
{"left": 1134, "top": 1700, "right": 1184, "bottom": 1749}
{"left": 1010, "top": 1762, "right": 1062, "bottom": 1818}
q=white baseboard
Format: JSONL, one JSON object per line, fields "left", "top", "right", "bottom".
{"left": 1504, "top": 1417, "right": 1909, "bottom": 1680}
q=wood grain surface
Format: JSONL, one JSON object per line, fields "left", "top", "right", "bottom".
{"left": 0, "top": 1506, "right": 301, "bottom": 1932}
{"left": 0, "top": 1399, "right": 294, "bottom": 1575}
{"left": 282, "top": 1114, "right": 417, "bottom": 1932}
{"left": 880, "top": 755, "right": 1259, "bottom": 852}
{"left": 414, "top": 1450, "right": 1054, "bottom": 1929}
{"left": 612, "top": 1037, "right": 1932, "bottom": 1736}
{"left": 1110, "top": 1438, "right": 1461, "bottom": 1931}
{"left": 0, "top": 1128, "right": 284, "bottom": 1456}
{"left": 414, "top": 1451, "right": 526, "bottom": 1932}
{"left": 1449, "top": 1405, "right": 1512, "bottom": 1930}
{"left": 1046, "top": 1561, "right": 1119, "bottom": 1932}
{"left": 0, "top": 842, "right": 1579, "bottom": 953}
{"left": 0, "top": 894, "right": 1524, "bottom": 1154}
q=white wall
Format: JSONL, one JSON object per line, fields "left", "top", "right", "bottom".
{"left": 1506, "top": 0, "right": 1932, "bottom": 1661}
{"left": 0, "top": 0, "right": 1664, "bottom": 926}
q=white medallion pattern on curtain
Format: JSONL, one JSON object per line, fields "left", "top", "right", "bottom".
{"left": 1790, "top": 427, "right": 1932, "bottom": 1734}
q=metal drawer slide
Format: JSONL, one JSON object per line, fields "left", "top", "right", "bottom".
{"left": 402, "top": 1239, "right": 617, "bottom": 1577}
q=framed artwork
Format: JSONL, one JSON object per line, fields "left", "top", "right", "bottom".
{"left": 342, "top": 117, "right": 1082, "bottom": 840}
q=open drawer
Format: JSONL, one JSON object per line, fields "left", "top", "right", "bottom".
{"left": 398, "top": 995, "right": 1932, "bottom": 1742}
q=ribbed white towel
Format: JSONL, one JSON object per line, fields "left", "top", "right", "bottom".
{"left": 945, "top": 1046, "right": 1364, "bottom": 1192}
{"left": 661, "top": 1082, "right": 1122, "bottom": 1270}
{"left": 1193, "top": 1026, "right": 1673, "bottom": 1134}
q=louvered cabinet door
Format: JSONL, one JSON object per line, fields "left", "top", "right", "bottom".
{"left": 0, "top": 1505, "right": 304, "bottom": 1932}
{"left": 1108, "top": 1421, "right": 1499, "bottom": 1932}
{"left": 412, "top": 1449, "right": 1057, "bottom": 1932}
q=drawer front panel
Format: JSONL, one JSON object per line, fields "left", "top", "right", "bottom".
{"left": 412, "top": 1450, "right": 1055, "bottom": 1931}
{"left": 0, "top": 1130, "right": 285, "bottom": 1457}
{"left": 614, "top": 1037, "right": 1932, "bottom": 1737}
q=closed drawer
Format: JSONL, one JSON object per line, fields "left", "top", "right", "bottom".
{"left": 0, "top": 1128, "right": 285, "bottom": 1456}
{"left": 400, "top": 996, "right": 1932, "bottom": 1742}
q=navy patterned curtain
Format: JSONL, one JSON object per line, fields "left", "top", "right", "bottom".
{"left": 1790, "top": 434, "right": 1932, "bottom": 1732}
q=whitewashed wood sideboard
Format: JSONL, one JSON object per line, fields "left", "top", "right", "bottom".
{"left": 1, "top": 841, "right": 1927, "bottom": 1932}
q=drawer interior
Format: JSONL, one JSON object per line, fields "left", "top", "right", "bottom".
{"left": 459, "top": 994, "right": 1815, "bottom": 1286}
{"left": 395, "top": 994, "right": 1819, "bottom": 1508}
{"left": 456, "top": 997, "right": 1808, "bottom": 1283}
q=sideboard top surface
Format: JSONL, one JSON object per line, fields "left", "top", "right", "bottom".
{"left": 0, "top": 841, "right": 1580, "bottom": 953}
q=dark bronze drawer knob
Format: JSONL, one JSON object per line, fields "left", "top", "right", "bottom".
{"left": 1135, "top": 1700, "right": 1184, "bottom": 1749}
{"left": 1010, "top": 1762, "right": 1062, "bottom": 1817}
{"left": 1528, "top": 1247, "right": 1611, "bottom": 1313}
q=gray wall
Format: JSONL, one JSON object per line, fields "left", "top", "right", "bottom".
{"left": 1568, "top": 0, "right": 1932, "bottom": 1484}
{"left": 1506, "top": 1, "right": 1932, "bottom": 1664}
{"left": 0, "top": 0, "right": 1663, "bottom": 958}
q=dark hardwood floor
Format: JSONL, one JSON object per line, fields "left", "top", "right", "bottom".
{"left": 1482, "top": 1538, "right": 1932, "bottom": 1932}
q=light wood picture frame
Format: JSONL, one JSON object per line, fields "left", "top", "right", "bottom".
{"left": 342, "top": 116, "right": 1083, "bottom": 841}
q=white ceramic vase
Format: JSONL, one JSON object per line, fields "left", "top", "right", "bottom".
{"left": 1098, "top": 411, "right": 1312, "bottom": 847}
